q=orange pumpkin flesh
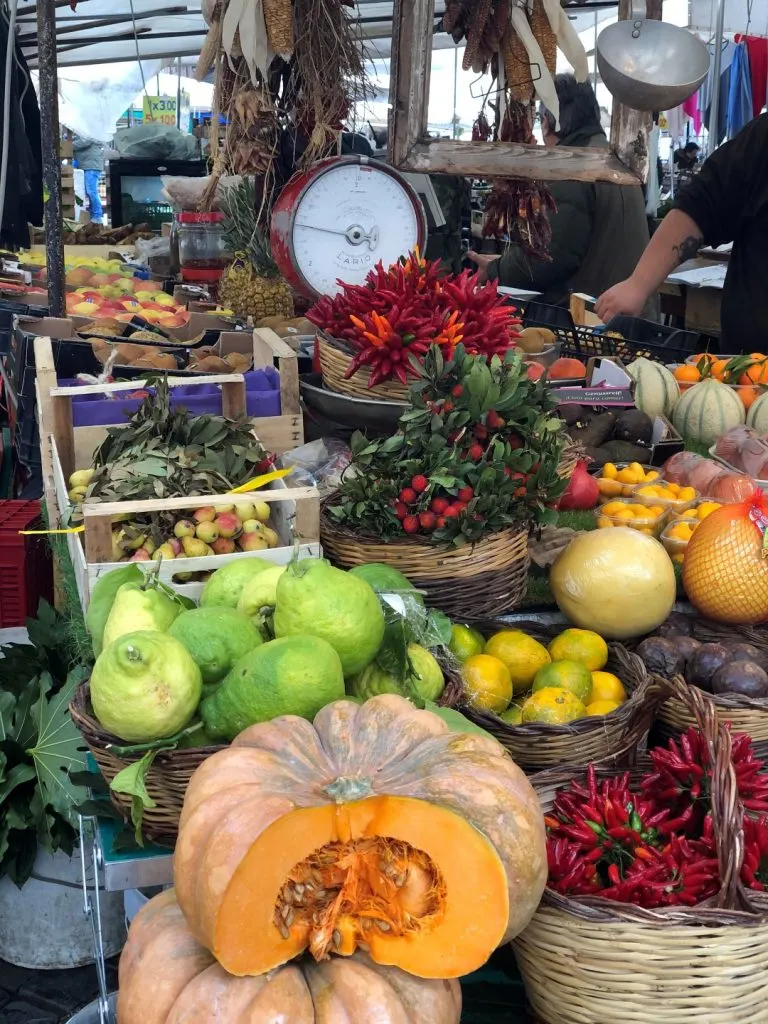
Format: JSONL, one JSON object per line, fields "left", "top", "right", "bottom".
{"left": 117, "top": 890, "right": 462, "bottom": 1024}
{"left": 174, "top": 696, "right": 547, "bottom": 981}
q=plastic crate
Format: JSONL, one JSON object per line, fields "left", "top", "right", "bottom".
{"left": 0, "top": 500, "right": 53, "bottom": 626}
{"left": 124, "top": 200, "right": 174, "bottom": 232}
{"left": 523, "top": 304, "right": 701, "bottom": 365}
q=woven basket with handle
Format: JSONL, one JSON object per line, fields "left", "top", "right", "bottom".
{"left": 513, "top": 675, "right": 768, "bottom": 1024}
{"left": 459, "top": 620, "right": 659, "bottom": 772}
{"left": 70, "top": 665, "right": 465, "bottom": 847}
{"left": 317, "top": 331, "right": 412, "bottom": 402}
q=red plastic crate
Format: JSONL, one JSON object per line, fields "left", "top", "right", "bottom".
{"left": 0, "top": 500, "right": 54, "bottom": 627}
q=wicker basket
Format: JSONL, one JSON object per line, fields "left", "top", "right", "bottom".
{"left": 514, "top": 676, "right": 768, "bottom": 1024}
{"left": 459, "top": 620, "right": 659, "bottom": 772}
{"left": 321, "top": 506, "right": 530, "bottom": 619}
{"left": 317, "top": 331, "right": 412, "bottom": 402}
{"left": 70, "top": 663, "right": 466, "bottom": 847}
{"left": 641, "top": 617, "right": 768, "bottom": 749}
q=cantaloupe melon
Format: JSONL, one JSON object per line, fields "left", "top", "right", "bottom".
{"left": 625, "top": 357, "right": 680, "bottom": 418}
{"left": 747, "top": 391, "right": 768, "bottom": 434}
{"left": 672, "top": 379, "right": 745, "bottom": 447}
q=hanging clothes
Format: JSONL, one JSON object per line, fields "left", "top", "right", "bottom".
{"left": 664, "top": 106, "right": 689, "bottom": 146}
{"left": 645, "top": 125, "right": 661, "bottom": 216}
{"left": 727, "top": 41, "right": 754, "bottom": 139}
{"left": 0, "top": 12, "right": 42, "bottom": 250}
{"left": 683, "top": 94, "right": 703, "bottom": 135}
{"left": 735, "top": 34, "right": 768, "bottom": 117}
{"left": 700, "top": 40, "right": 736, "bottom": 146}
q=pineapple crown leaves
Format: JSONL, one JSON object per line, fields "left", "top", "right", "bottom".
{"left": 220, "top": 177, "right": 279, "bottom": 278}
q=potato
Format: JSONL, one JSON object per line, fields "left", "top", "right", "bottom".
{"left": 193, "top": 356, "right": 233, "bottom": 373}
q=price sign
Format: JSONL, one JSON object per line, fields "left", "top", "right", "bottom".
{"left": 143, "top": 96, "right": 178, "bottom": 126}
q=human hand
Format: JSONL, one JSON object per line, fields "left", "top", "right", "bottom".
{"left": 466, "top": 251, "right": 498, "bottom": 285}
{"left": 595, "top": 279, "right": 648, "bottom": 322}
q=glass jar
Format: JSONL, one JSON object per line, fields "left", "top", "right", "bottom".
{"left": 177, "top": 212, "right": 227, "bottom": 280}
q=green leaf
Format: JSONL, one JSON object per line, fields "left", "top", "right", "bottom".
{"left": 376, "top": 608, "right": 410, "bottom": 684}
{"left": 26, "top": 667, "right": 90, "bottom": 827}
{"left": 110, "top": 750, "right": 158, "bottom": 846}
{"left": 0, "top": 764, "right": 36, "bottom": 805}
{"left": 0, "top": 692, "right": 14, "bottom": 740}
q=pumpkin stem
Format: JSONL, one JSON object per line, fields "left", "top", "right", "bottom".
{"left": 322, "top": 775, "right": 374, "bottom": 803}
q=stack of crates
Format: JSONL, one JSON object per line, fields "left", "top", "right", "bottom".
{"left": 0, "top": 500, "right": 53, "bottom": 626}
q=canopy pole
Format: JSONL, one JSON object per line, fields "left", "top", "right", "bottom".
{"left": 36, "top": 0, "right": 65, "bottom": 316}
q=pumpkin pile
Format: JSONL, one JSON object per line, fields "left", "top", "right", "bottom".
{"left": 117, "top": 696, "right": 548, "bottom": 1021}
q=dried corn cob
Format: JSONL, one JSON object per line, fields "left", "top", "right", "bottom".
{"left": 530, "top": 0, "right": 557, "bottom": 76}
{"left": 502, "top": 24, "right": 534, "bottom": 103}
{"left": 262, "top": 0, "right": 294, "bottom": 57}
{"left": 463, "top": 0, "right": 493, "bottom": 71}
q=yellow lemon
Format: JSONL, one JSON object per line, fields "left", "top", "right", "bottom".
{"left": 548, "top": 628, "right": 608, "bottom": 672}
{"left": 590, "top": 671, "right": 627, "bottom": 704}
{"left": 462, "top": 655, "right": 513, "bottom": 713}
{"left": 484, "top": 630, "right": 551, "bottom": 694}
{"left": 521, "top": 687, "right": 586, "bottom": 725}
{"left": 586, "top": 699, "right": 622, "bottom": 716}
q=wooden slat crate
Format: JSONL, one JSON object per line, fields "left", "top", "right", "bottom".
{"left": 37, "top": 368, "right": 320, "bottom": 611}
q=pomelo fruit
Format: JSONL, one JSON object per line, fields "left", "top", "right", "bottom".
{"left": 199, "top": 558, "right": 271, "bottom": 609}
{"left": 532, "top": 659, "right": 593, "bottom": 705}
{"left": 167, "top": 607, "right": 263, "bottom": 686}
{"left": 200, "top": 635, "right": 345, "bottom": 741}
{"left": 90, "top": 631, "right": 202, "bottom": 742}
{"left": 273, "top": 559, "right": 385, "bottom": 676}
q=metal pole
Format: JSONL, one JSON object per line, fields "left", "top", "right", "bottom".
{"left": 707, "top": 0, "right": 726, "bottom": 156}
{"left": 176, "top": 55, "right": 182, "bottom": 129}
{"left": 36, "top": 0, "right": 65, "bottom": 317}
{"left": 452, "top": 46, "right": 458, "bottom": 139}
{"left": 593, "top": 11, "right": 598, "bottom": 92}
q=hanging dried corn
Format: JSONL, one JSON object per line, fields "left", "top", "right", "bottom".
{"left": 220, "top": 0, "right": 275, "bottom": 87}
{"left": 529, "top": 0, "right": 557, "bottom": 77}
{"left": 539, "top": 0, "right": 589, "bottom": 83}
{"left": 262, "top": 0, "right": 294, "bottom": 59}
{"left": 502, "top": 23, "right": 535, "bottom": 103}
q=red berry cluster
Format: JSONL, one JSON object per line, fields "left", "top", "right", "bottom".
{"left": 393, "top": 475, "right": 478, "bottom": 535}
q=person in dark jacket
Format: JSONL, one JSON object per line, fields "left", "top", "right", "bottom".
{"left": 424, "top": 174, "right": 471, "bottom": 275}
{"left": 468, "top": 75, "right": 653, "bottom": 315}
{"left": 72, "top": 134, "right": 105, "bottom": 223}
{"left": 596, "top": 113, "right": 768, "bottom": 349}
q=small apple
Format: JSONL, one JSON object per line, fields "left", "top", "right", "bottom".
{"left": 193, "top": 506, "right": 216, "bottom": 524}
{"left": 260, "top": 527, "right": 281, "bottom": 549}
{"left": 214, "top": 512, "right": 241, "bottom": 539}
{"left": 130, "top": 548, "right": 152, "bottom": 561}
{"left": 143, "top": 538, "right": 157, "bottom": 556}
{"left": 155, "top": 542, "right": 176, "bottom": 560}
{"left": 253, "top": 501, "right": 271, "bottom": 523}
{"left": 174, "top": 520, "right": 196, "bottom": 538}
{"left": 214, "top": 504, "right": 235, "bottom": 515}
{"left": 241, "top": 519, "right": 265, "bottom": 535}
{"left": 239, "top": 533, "right": 269, "bottom": 551}
{"left": 232, "top": 502, "right": 256, "bottom": 522}
{"left": 211, "top": 537, "right": 236, "bottom": 555}
{"left": 168, "top": 537, "right": 182, "bottom": 556}
{"left": 196, "top": 521, "right": 219, "bottom": 544}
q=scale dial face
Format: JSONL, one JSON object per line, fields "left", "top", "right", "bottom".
{"left": 289, "top": 160, "right": 424, "bottom": 296}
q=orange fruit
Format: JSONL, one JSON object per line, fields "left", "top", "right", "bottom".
{"left": 745, "top": 361, "right": 768, "bottom": 385}
{"left": 711, "top": 359, "right": 730, "bottom": 381}
{"left": 590, "top": 671, "right": 627, "bottom": 703}
{"left": 449, "top": 624, "right": 486, "bottom": 663}
{"left": 692, "top": 352, "right": 716, "bottom": 366}
{"left": 548, "top": 628, "right": 608, "bottom": 671}
{"left": 462, "top": 654, "right": 513, "bottom": 712}
{"left": 740, "top": 385, "right": 761, "bottom": 409}
{"left": 521, "top": 686, "right": 586, "bottom": 724}
{"left": 484, "top": 630, "right": 550, "bottom": 694}
{"left": 749, "top": 352, "right": 766, "bottom": 361}
{"left": 585, "top": 699, "right": 622, "bottom": 717}
{"left": 674, "top": 364, "right": 701, "bottom": 390}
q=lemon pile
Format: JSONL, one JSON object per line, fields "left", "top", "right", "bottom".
{"left": 597, "top": 462, "right": 660, "bottom": 500}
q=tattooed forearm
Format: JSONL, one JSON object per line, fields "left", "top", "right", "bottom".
{"left": 672, "top": 234, "right": 704, "bottom": 264}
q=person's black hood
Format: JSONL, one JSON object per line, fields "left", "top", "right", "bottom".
{"left": 557, "top": 123, "right": 607, "bottom": 148}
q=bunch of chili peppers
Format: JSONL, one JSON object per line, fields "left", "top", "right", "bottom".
{"left": 307, "top": 251, "right": 520, "bottom": 387}
{"left": 546, "top": 728, "right": 768, "bottom": 909}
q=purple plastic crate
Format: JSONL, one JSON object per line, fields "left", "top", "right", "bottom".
{"left": 64, "top": 368, "right": 281, "bottom": 427}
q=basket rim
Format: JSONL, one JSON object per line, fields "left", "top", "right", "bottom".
{"left": 460, "top": 619, "right": 658, "bottom": 739}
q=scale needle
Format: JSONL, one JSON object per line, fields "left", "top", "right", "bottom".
{"left": 295, "top": 222, "right": 379, "bottom": 250}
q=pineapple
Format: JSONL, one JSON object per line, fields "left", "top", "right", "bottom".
{"left": 219, "top": 178, "right": 294, "bottom": 322}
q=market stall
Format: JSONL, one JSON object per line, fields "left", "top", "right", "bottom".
{"left": 6, "top": 0, "right": 768, "bottom": 1021}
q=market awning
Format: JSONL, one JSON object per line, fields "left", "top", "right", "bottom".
{"left": 20, "top": 0, "right": 623, "bottom": 68}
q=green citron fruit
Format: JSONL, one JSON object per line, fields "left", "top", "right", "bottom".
{"left": 347, "top": 644, "right": 444, "bottom": 703}
{"left": 201, "top": 635, "right": 345, "bottom": 741}
{"left": 273, "top": 559, "right": 385, "bottom": 676}
{"left": 167, "top": 607, "right": 263, "bottom": 686}
{"left": 238, "top": 564, "right": 287, "bottom": 620}
{"left": 102, "top": 579, "right": 181, "bottom": 649}
{"left": 406, "top": 643, "right": 445, "bottom": 701}
{"left": 90, "top": 631, "right": 202, "bottom": 742}
{"left": 349, "top": 563, "right": 425, "bottom": 608}
{"left": 86, "top": 564, "right": 144, "bottom": 658}
{"left": 199, "top": 559, "right": 271, "bottom": 609}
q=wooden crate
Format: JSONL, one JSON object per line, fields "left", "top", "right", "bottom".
{"left": 33, "top": 328, "right": 303, "bottom": 474}
{"left": 39, "top": 370, "right": 320, "bottom": 611}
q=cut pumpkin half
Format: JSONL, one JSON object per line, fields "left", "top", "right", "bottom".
{"left": 174, "top": 695, "right": 547, "bottom": 980}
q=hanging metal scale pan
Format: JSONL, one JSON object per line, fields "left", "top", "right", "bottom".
{"left": 597, "top": 0, "right": 710, "bottom": 112}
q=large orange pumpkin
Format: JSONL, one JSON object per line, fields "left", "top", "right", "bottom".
{"left": 117, "top": 889, "right": 462, "bottom": 1023}
{"left": 174, "top": 695, "right": 546, "bottom": 980}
